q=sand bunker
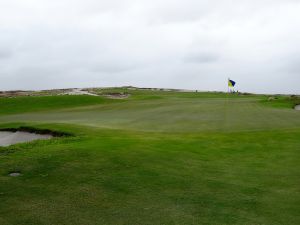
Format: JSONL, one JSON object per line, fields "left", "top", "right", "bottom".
{"left": 295, "top": 105, "right": 300, "bottom": 111}
{"left": 0, "top": 131, "right": 53, "bottom": 147}
{"left": 9, "top": 172, "right": 21, "bottom": 177}
{"left": 64, "top": 89, "right": 98, "bottom": 96}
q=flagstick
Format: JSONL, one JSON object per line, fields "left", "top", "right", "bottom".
{"left": 228, "top": 78, "right": 230, "bottom": 94}
{"left": 225, "top": 77, "right": 229, "bottom": 131}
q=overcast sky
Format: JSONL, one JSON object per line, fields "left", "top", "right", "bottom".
{"left": 0, "top": 0, "right": 299, "bottom": 94}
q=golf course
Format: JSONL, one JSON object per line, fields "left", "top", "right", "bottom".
{"left": 0, "top": 88, "right": 299, "bottom": 225}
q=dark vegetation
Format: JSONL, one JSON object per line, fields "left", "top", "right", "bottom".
{"left": 0, "top": 126, "right": 73, "bottom": 137}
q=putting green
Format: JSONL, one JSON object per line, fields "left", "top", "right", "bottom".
{"left": 0, "top": 90, "right": 299, "bottom": 225}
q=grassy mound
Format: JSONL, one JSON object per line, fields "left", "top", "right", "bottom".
{"left": 0, "top": 95, "right": 113, "bottom": 115}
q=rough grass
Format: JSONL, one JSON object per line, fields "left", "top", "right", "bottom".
{"left": 0, "top": 95, "right": 112, "bottom": 115}
{"left": 261, "top": 95, "right": 300, "bottom": 109}
{"left": 0, "top": 90, "right": 299, "bottom": 225}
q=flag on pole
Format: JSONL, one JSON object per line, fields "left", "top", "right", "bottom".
{"left": 228, "top": 79, "right": 236, "bottom": 87}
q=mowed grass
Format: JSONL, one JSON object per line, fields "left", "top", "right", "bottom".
{"left": 0, "top": 90, "right": 299, "bottom": 225}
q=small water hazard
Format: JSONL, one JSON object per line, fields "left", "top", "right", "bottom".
{"left": 0, "top": 131, "right": 53, "bottom": 147}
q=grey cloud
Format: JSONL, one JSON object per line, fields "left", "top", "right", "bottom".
{"left": 0, "top": 0, "right": 300, "bottom": 94}
{"left": 287, "top": 62, "right": 300, "bottom": 74}
{"left": 184, "top": 52, "right": 219, "bottom": 63}
{"left": 281, "top": 54, "right": 300, "bottom": 74}
{"left": 90, "top": 63, "right": 138, "bottom": 73}
{"left": 0, "top": 49, "right": 13, "bottom": 59}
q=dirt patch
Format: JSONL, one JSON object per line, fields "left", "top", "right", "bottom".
{"left": 0, "top": 90, "right": 32, "bottom": 97}
{"left": 103, "top": 93, "right": 130, "bottom": 99}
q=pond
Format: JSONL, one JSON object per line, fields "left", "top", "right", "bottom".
{"left": 0, "top": 131, "right": 53, "bottom": 147}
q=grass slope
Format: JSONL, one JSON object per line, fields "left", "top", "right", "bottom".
{"left": 0, "top": 90, "right": 299, "bottom": 225}
{"left": 0, "top": 95, "right": 112, "bottom": 115}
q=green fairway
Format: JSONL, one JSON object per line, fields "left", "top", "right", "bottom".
{"left": 0, "top": 90, "right": 299, "bottom": 225}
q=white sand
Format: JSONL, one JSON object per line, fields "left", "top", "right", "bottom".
{"left": 64, "top": 89, "right": 98, "bottom": 96}
{"left": 295, "top": 105, "right": 300, "bottom": 111}
{"left": 9, "top": 172, "right": 21, "bottom": 177}
{"left": 0, "top": 131, "right": 52, "bottom": 147}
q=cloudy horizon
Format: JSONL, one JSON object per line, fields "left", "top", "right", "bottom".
{"left": 0, "top": 0, "right": 299, "bottom": 94}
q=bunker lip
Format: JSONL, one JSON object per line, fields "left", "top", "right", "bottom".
{"left": 0, "top": 126, "right": 72, "bottom": 147}
{"left": 0, "top": 126, "right": 72, "bottom": 137}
